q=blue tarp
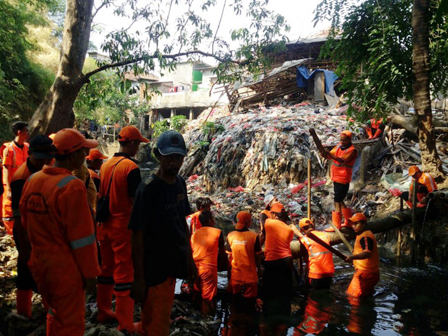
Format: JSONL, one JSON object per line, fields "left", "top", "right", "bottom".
{"left": 296, "top": 65, "right": 338, "bottom": 97}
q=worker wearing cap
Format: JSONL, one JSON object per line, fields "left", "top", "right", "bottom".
{"left": 321, "top": 131, "right": 357, "bottom": 232}
{"left": 259, "top": 194, "right": 278, "bottom": 245}
{"left": 291, "top": 218, "right": 334, "bottom": 290}
{"left": 20, "top": 128, "right": 100, "bottom": 335}
{"left": 226, "top": 211, "right": 262, "bottom": 299}
{"left": 400, "top": 166, "right": 437, "bottom": 209}
{"left": 345, "top": 213, "right": 379, "bottom": 297}
{"left": 2, "top": 121, "right": 29, "bottom": 235}
{"left": 187, "top": 197, "right": 214, "bottom": 234}
{"left": 86, "top": 148, "right": 108, "bottom": 192}
{"left": 11, "top": 135, "right": 54, "bottom": 318}
{"left": 129, "top": 130, "right": 195, "bottom": 335}
{"left": 96, "top": 125, "right": 147, "bottom": 331}
{"left": 260, "top": 194, "right": 278, "bottom": 230}
{"left": 262, "top": 202, "right": 294, "bottom": 316}
{"left": 191, "top": 210, "right": 226, "bottom": 314}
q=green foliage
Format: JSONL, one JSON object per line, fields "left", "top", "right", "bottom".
{"left": 152, "top": 120, "right": 170, "bottom": 137}
{"left": 74, "top": 65, "right": 150, "bottom": 126}
{"left": 0, "top": 0, "right": 55, "bottom": 128}
{"left": 152, "top": 115, "right": 188, "bottom": 137}
{"left": 316, "top": 0, "right": 448, "bottom": 122}
{"left": 202, "top": 121, "right": 225, "bottom": 136}
{"left": 171, "top": 115, "right": 188, "bottom": 132}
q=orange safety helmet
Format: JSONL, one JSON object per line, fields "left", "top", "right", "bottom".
{"left": 270, "top": 202, "right": 286, "bottom": 214}
{"left": 348, "top": 212, "right": 367, "bottom": 223}
{"left": 408, "top": 165, "right": 421, "bottom": 177}
{"left": 299, "top": 217, "right": 313, "bottom": 228}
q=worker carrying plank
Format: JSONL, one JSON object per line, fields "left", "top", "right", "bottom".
{"left": 310, "top": 129, "right": 358, "bottom": 232}
{"left": 290, "top": 218, "right": 335, "bottom": 290}
{"left": 20, "top": 129, "right": 101, "bottom": 336}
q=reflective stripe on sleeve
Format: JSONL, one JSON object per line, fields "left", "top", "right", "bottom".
{"left": 57, "top": 175, "right": 77, "bottom": 188}
{"left": 70, "top": 234, "right": 96, "bottom": 250}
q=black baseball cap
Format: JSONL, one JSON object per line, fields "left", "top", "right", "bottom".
{"left": 29, "top": 135, "right": 55, "bottom": 159}
{"left": 157, "top": 131, "right": 187, "bottom": 156}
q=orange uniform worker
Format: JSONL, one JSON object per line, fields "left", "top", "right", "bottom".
{"left": 96, "top": 126, "right": 147, "bottom": 332}
{"left": 259, "top": 194, "right": 279, "bottom": 245}
{"left": 345, "top": 213, "right": 380, "bottom": 298}
{"left": 192, "top": 210, "right": 226, "bottom": 314}
{"left": 364, "top": 118, "right": 385, "bottom": 139}
{"left": 20, "top": 129, "right": 100, "bottom": 336}
{"left": 130, "top": 131, "right": 196, "bottom": 336}
{"left": 262, "top": 202, "right": 294, "bottom": 316}
{"left": 400, "top": 165, "right": 437, "bottom": 209}
{"left": 86, "top": 148, "right": 108, "bottom": 192}
{"left": 226, "top": 211, "right": 262, "bottom": 298}
{"left": 187, "top": 197, "right": 214, "bottom": 234}
{"left": 2, "top": 121, "right": 29, "bottom": 234}
{"left": 11, "top": 135, "right": 54, "bottom": 318}
{"left": 291, "top": 218, "right": 334, "bottom": 290}
{"left": 321, "top": 131, "right": 358, "bottom": 232}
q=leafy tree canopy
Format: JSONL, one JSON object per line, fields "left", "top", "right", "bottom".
{"left": 86, "top": 0, "right": 291, "bottom": 85}
{"left": 0, "top": 0, "right": 62, "bottom": 138}
{"left": 315, "top": 0, "right": 448, "bottom": 122}
{"left": 74, "top": 58, "right": 151, "bottom": 127}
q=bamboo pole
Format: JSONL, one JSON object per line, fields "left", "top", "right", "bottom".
{"left": 307, "top": 158, "right": 311, "bottom": 218}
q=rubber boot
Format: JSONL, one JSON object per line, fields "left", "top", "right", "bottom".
{"left": 373, "top": 128, "right": 383, "bottom": 139}
{"left": 16, "top": 289, "right": 33, "bottom": 318}
{"left": 116, "top": 294, "right": 138, "bottom": 333}
{"left": 341, "top": 208, "right": 353, "bottom": 228}
{"left": 3, "top": 218, "right": 14, "bottom": 235}
{"left": 366, "top": 128, "right": 373, "bottom": 139}
{"left": 97, "top": 284, "right": 117, "bottom": 323}
{"left": 325, "top": 211, "right": 342, "bottom": 232}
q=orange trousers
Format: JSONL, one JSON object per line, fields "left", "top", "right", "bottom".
{"left": 195, "top": 268, "right": 218, "bottom": 301}
{"left": 98, "top": 217, "right": 133, "bottom": 290}
{"left": 33, "top": 264, "right": 85, "bottom": 336}
{"left": 138, "top": 278, "right": 176, "bottom": 336}
{"left": 347, "top": 270, "right": 379, "bottom": 298}
{"left": 228, "top": 279, "right": 258, "bottom": 299}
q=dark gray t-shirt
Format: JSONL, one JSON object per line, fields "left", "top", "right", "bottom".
{"left": 129, "top": 174, "right": 192, "bottom": 286}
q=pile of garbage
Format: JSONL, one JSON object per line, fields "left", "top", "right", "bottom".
{"left": 181, "top": 103, "right": 357, "bottom": 191}
{"left": 180, "top": 102, "right": 362, "bottom": 227}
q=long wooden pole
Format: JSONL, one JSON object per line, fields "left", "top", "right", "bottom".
{"left": 307, "top": 158, "right": 311, "bottom": 218}
{"left": 307, "top": 232, "right": 348, "bottom": 261}
{"left": 328, "top": 221, "right": 353, "bottom": 253}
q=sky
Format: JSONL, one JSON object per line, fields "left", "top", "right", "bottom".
{"left": 90, "top": 0, "right": 332, "bottom": 60}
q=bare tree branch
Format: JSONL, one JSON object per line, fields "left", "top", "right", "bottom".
{"left": 212, "top": 0, "right": 226, "bottom": 54}
{"left": 83, "top": 50, "right": 240, "bottom": 80}
{"left": 92, "top": 0, "right": 111, "bottom": 20}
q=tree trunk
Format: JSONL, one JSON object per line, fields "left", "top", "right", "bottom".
{"left": 29, "top": 0, "right": 94, "bottom": 136}
{"left": 412, "top": 0, "right": 445, "bottom": 180}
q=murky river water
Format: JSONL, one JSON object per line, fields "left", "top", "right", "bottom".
{"left": 178, "top": 222, "right": 448, "bottom": 335}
